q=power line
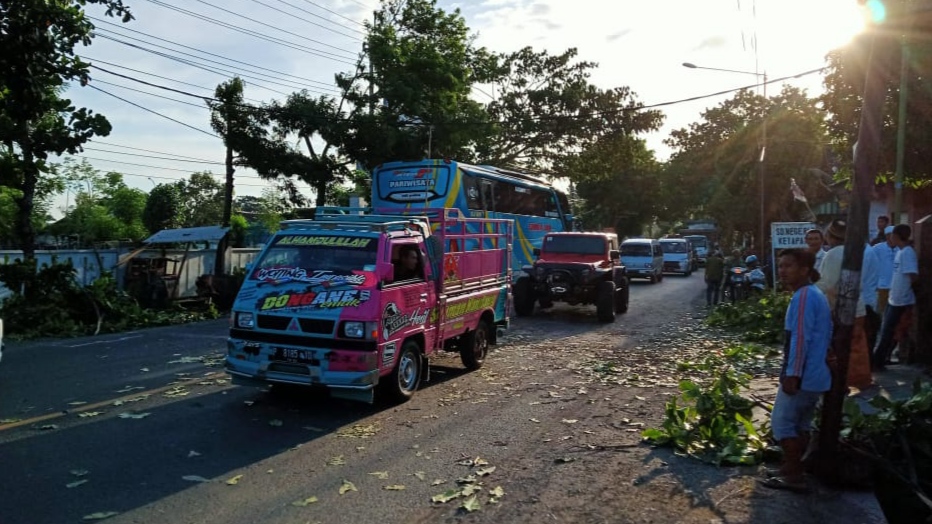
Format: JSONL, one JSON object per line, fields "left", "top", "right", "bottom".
{"left": 88, "top": 140, "right": 222, "bottom": 162}
{"left": 246, "top": 0, "right": 365, "bottom": 38}
{"left": 92, "top": 79, "right": 209, "bottom": 108}
{"left": 93, "top": 33, "right": 332, "bottom": 96}
{"left": 79, "top": 165, "right": 278, "bottom": 188}
{"left": 296, "top": 0, "right": 367, "bottom": 28}
{"left": 87, "top": 85, "right": 220, "bottom": 138}
{"left": 80, "top": 155, "right": 221, "bottom": 173}
{"left": 89, "top": 18, "right": 343, "bottom": 90}
{"left": 197, "top": 0, "right": 362, "bottom": 45}
{"left": 83, "top": 146, "right": 224, "bottom": 165}
{"left": 141, "top": 0, "right": 358, "bottom": 65}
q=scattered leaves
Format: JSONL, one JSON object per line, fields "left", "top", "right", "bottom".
{"left": 562, "top": 419, "right": 578, "bottom": 424}
{"left": 368, "top": 471, "right": 389, "bottom": 479}
{"left": 336, "top": 423, "right": 381, "bottom": 438}
{"left": 70, "top": 470, "right": 90, "bottom": 477}
{"left": 68, "top": 401, "right": 88, "bottom": 406}
{"left": 384, "top": 485, "right": 406, "bottom": 491}
{"left": 413, "top": 471, "right": 426, "bottom": 481}
{"left": 187, "top": 450, "right": 201, "bottom": 458}
{"left": 225, "top": 474, "right": 244, "bottom": 485}
{"left": 78, "top": 411, "right": 103, "bottom": 418}
{"left": 460, "top": 495, "right": 481, "bottom": 512}
{"left": 66, "top": 479, "right": 89, "bottom": 488}
{"left": 83, "top": 511, "right": 119, "bottom": 521}
{"left": 339, "top": 480, "right": 357, "bottom": 495}
{"left": 327, "top": 455, "right": 346, "bottom": 466}
{"left": 115, "top": 386, "right": 144, "bottom": 393}
{"left": 431, "top": 489, "right": 461, "bottom": 503}
{"left": 183, "top": 475, "right": 210, "bottom": 483}
{"left": 37, "top": 424, "right": 58, "bottom": 431}
{"left": 268, "top": 419, "right": 283, "bottom": 427}
{"left": 291, "top": 496, "right": 318, "bottom": 507}
{"left": 117, "top": 412, "right": 150, "bottom": 420}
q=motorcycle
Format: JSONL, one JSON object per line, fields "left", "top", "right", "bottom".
{"left": 723, "top": 267, "right": 748, "bottom": 303}
{"left": 746, "top": 266, "right": 768, "bottom": 295}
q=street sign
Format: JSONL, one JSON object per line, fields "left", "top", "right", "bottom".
{"left": 771, "top": 221, "right": 816, "bottom": 286}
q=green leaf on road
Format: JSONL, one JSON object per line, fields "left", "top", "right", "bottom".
{"left": 78, "top": 412, "right": 103, "bottom": 418}
{"left": 291, "top": 496, "right": 318, "bottom": 506}
{"left": 490, "top": 486, "right": 505, "bottom": 498}
{"left": 117, "top": 412, "right": 150, "bottom": 420}
{"left": 368, "top": 471, "right": 389, "bottom": 479}
{"left": 83, "top": 512, "right": 119, "bottom": 520}
{"left": 431, "top": 489, "right": 461, "bottom": 503}
{"left": 327, "top": 455, "right": 346, "bottom": 466}
{"left": 339, "top": 480, "right": 357, "bottom": 495}
{"left": 66, "top": 479, "right": 89, "bottom": 488}
{"left": 475, "top": 466, "right": 496, "bottom": 477}
{"left": 225, "top": 474, "right": 244, "bottom": 485}
{"left": 383, "top": 485, "right": 406, "bottom": 490}
{"left": 268, "top": 419, "right": 283, "bottom": 427}
{"left": 460, "top": 495, "right": 481, "bottom": 512}
{"left": 183, "top": 475, "right": 210, "bottom": 483}
{"left": 71, "top": 470, "right": 90, "bottom": 477}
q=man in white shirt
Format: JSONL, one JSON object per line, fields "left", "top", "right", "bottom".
{"left": 816, "top": 219, "right": 879, "bottom": 389}
{"left": 871, "top": 225, "right": 897, "bottom": 317}
{"left": 871, "top": 224, "right": 919, "bottom": 370}
{"left": 805, "top": 229, "right": 826, "bottom": 274}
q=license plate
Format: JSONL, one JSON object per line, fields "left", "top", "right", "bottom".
{"left": 272, "top": 347, "right": 317, "bottom": 364}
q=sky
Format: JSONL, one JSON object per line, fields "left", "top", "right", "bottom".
{"left": 53, "top": 0, "right": 868, "bottom": 217}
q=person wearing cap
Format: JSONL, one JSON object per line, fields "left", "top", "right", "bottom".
{"left": 872, "top": 224, "right": 919, "bottom": 370}
{"left": 871, "top": 225, "right": 897, "bottom": 318}
{"left": 870, "top": 215, "right": 890, "bottom": 246}
{"left": 815, "top": 219, "right": 879, "bottom": 389}
{"left": 804, "top": 229, "right": 826, "bottom": 272}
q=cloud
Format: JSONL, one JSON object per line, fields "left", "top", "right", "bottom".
{"left": 528, "top": 3, "right": 550, "bottom": 16}
{"left": 606, "top": 29, "right": 631, "bottom": 43}
{"left": 692, "top": 35, "right": 728, "bottom": 51}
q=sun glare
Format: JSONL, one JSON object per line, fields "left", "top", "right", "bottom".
{"left": 756, "top": 0, "right": 868, "bottom": 68}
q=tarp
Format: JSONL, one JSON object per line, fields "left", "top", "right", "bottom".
{"left": 143, "top": 226, "right": 230, "bottom": 245}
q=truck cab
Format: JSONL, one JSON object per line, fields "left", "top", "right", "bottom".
{"left": 225, "top": 209, "right": 512, "bottom": 403}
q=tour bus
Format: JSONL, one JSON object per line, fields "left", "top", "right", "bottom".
{"left": 370, "top": 159, "right": 574, "bottom": 279}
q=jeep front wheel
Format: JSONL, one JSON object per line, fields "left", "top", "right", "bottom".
{"left": 596, "top": 281, "right": 616, "bottom": 323}
{"left": 615, "top": 280, "right": 629, "bottom": 314}
{"left": 513, "top": 277, "right": 535, "bottom": 316}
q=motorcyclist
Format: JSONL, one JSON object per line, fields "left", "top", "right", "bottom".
{"left": 745, "top": 255, "right": 768, "bottom": 294}
{"left": 723, "top": 249, "right": 746, "bottom": 302}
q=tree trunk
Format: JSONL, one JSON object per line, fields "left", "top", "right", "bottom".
{"left": 15, "top": 145, "right": 38, "bottom": 261}
{"left": 816, "top": 33, "right": 889, "bottom": 483}
{"left": 222, "top": 146, "right": 234, "bottom": 227}
{"left": 315, "top": 178, "right": 327, "bottom": 207}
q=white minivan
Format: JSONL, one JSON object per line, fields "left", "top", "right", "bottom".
{"left": 620, "top": 238, "right": 664, "bottom": 284}
{"left": 659, "top": 238, "right": 693, "bottom": 276}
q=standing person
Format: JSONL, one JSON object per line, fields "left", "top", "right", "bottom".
{"left": 804, "top": 229, "right": 826, "bottom": 271}
{"left": 872, "top": 224, "right": 919, "bottom": 370}
{"left": 814, "top": 219, "right": 879, "bottom": 390}
{"left": 704, "top": 250, "right": 725, "bottom": 306}
{"left": 871, "top": 215, "right": 890, "bottom": 246}
{"left": 872, "top": 225, "right": 896, "bottom": 318}
{"left": 760, "top": 248, "right": 832, "bottom": 493}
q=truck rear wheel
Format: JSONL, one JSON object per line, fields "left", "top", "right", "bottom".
{"left": 384, "top": 340, "right": 422, "bottom": 403}
{"left": 460, "top": 319, "right": 490, "bottom": 370}
{"left": 513, "top": 277, "right": 535, "bottom": 316}
{"left": 596, "top": 281, "right": 616, "bottom": 323}
{"left": 615, "top": 280, "right": 629, "bottom": 314}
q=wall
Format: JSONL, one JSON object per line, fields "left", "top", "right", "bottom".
{"left": 0, "top": 248, "right": 260, "bottom": 302}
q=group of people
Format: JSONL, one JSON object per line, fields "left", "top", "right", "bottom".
{"left": 761, "top": 215, "right": 920, "bottom": 493}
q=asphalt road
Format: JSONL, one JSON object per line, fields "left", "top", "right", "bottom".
{"left": 0, "top": 272, "right": 705, "bottom": 524}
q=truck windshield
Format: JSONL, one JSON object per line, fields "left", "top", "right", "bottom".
{"left": 685, "top": 236, "right": 707, "bottom": 248}
{"left": 251, "top": 234, "right": 378, "bottom": 281}
{"left": 660, "top": 242, "right": 688, "bottom": 254}
{"left": 620, "top": 244, "right": 652, "bottom": 256}
{"left": 543, "top": 235, "right": 605, "bottom": 255}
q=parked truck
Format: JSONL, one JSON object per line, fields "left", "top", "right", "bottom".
{"left": 224, "top": 208, "right": 513, "bottom": 403}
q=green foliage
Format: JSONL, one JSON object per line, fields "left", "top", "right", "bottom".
{"left": 842, "top": 380, "right": 932, "bottom": 518}
{"left": 143, "top": 183, "right": 182, "bottom": 233}
{"left": 229, "top": 214, "right": 248, "bottom": 248}
{"left": 0, "top": 260, "right": 220, "bottom": 339}
{"left": 642, "top": 344, "right": 773, "bottom": 465}
{"left": 1, "top": 0, "right": 133, "bottom": 258}
{"left": 706, "top": 293, "right": 791, "bottom": 343}
{"left": 176, "top": 172, "right": 224, "bottom": 227}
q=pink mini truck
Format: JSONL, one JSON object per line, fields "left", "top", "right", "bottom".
{"left": 225, "top": 208, "right": 512, "bottom": 403}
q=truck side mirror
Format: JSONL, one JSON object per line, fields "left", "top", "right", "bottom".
{"left": 532, "top": 248, "right": 541, "bottom": 258}
{"left": 610, "top": 249, "right": 620, "bottom": 260}
{"left": 377, "top": 262, "right": 395, "bottom": 283}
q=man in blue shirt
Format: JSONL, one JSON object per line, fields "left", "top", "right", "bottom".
{"left": 761, "top": 248, "right": 832, "bottom": 493}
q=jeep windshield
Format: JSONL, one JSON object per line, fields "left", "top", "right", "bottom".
{"left": 542, "top": 236, "right": 605, "bottom": 255}
{"left": 250, "top": 234, "right": 378, "bottom": 284}
{"left": 659, "top": 241, "right": 689, "bottom": 254}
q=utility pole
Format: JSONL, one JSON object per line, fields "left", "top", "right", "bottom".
{"left": 817, "top": 31, "right": 889, "bottom": 481}
{"left": 893, "top": 34, "right": 909, "bottom": 224}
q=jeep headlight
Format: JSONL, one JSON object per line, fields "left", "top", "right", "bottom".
{"left": 236, "top": 312, "right": 255, "bottom": 329}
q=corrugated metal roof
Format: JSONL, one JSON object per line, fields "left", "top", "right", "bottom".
{"left": 144, "top": 226, "right": 230, "bottom": 244}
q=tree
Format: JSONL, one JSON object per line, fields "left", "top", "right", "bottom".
{"left": 175, "top": 172, "right": 224, "bottom": 227}
{"left": 821, "top": 2, "right": 932, "bottom": 186}
{"left": 663, "top": 86, "right": 830, "bottom": 248}
{"left": 568, "top": 135, "right": 662, "bottom": 237}
{"left": 0, "top": 0, "right": 133, "bottom": 260}
{"left": 143, "top": 184, "right": 182, "bottom": 233}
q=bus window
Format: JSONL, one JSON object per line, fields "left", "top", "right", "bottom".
{"left": 464, "top": 173, "right": 482, "bottom": 211}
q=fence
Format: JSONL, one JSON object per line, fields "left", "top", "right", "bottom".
{"left": 0, "top": 248, "right": 260, "bottom": 301}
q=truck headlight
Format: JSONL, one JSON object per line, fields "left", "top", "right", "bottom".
{"left": 236, "top": 312, "right": 255, "bottom": 329}
{"left": 343, "top": 321, "right": 365, "bottom": 338}
{"left": 644, "top": 263, "right": 652, "bottom": 268}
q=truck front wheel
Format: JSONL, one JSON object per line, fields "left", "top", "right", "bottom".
{"left": 460, "top": 318, "right": 490, "bottom": 370}
{"left": 384, "top": 340, "right": 422, "bottom": 403}
{"left": 596, "top": 281, "right": 616, "bottom": 323}
{"left": 513, "top": 277, "right": 535, "bottom": 316}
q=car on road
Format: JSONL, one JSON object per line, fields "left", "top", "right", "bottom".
{"left": 659, "top": 238, "right": 693, "bottom": 276}
{"left": 515, "top": 232, "right": 629, "bottom": 322}
{"left": 619, "top": 238, "right": 664, "bottom": 284}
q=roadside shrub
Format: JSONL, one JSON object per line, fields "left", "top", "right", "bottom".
{"left": 0, "top": 260, "right": 220, "bottom": 340}
{"left": 706, "top": 293, "right": 791, "bottom": 344}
